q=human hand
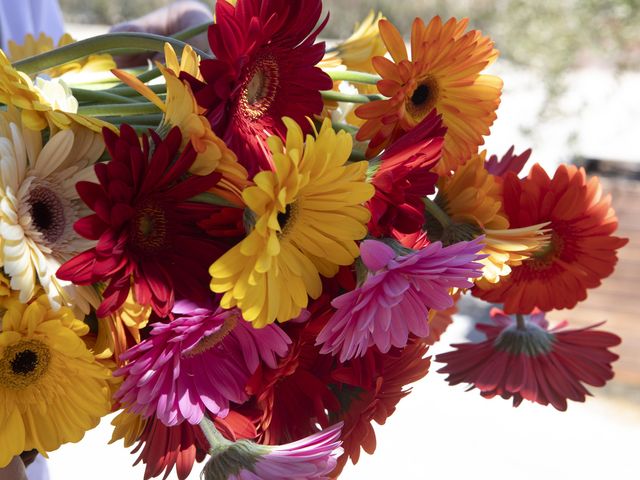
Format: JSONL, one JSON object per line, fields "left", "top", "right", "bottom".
{"left": 109, "top": 0, "right": 213, "bottom": 67}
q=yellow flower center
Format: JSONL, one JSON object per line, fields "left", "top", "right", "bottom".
{"left": 240, "top": 55, "right": 280, "bottom": 120}
{"left": 184, "top": 314, "right": 238, "bottom": 357}
{"left": 0, "top": 340, "right": 51, "bottom": 389}
{"left": 28, "top": 185, "right": 67, "bottom": 244}
{"left": 406, "top": 76, "right": 439, "bottom": 121}
{"left": 132, "top": 202, "right": 169, "bottom": 253}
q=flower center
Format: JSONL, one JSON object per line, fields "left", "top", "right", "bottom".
{"left": 277, "top": 202, "right": 299, "bottom": 238}
{"left": 406, "top": 76, "right": 439, "bottom": 121}
{"left": 527, "top": 230, "right": 564, "bottom": 270}
{"left": 0, "top": 340, "right": 51, "bottom": 389}
{"left": 184, "top": 314, "right": 239, "bottom": 357}
{"left": 131, "top": 202, "right": 169, "bottom": 254}
{"left": 240, "top": 55, "right": 280, "bottom": 120}
{"left": 28, "top": 185, "right": 67, "bottom": 243}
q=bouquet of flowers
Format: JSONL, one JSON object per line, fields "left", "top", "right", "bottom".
{"left": 0, "top": 1, "right": 627, "bottom": 479}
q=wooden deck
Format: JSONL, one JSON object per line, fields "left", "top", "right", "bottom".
{"left": 546, "top": 174, "right": 640, "bottom": 396}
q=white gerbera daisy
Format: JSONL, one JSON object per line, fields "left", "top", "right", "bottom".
{"left": 0, "top": 116, "right": 103, "bottom": 313}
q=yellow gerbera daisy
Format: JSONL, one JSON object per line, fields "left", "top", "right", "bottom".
{"left": 0, "top": 294, "right": 112, "bottom": 467}
{"left": 210, "top": 117, "right": 375, "bottom": 327}
{"left": 355, "top": 16, "right": 503, "bottom": 175}
{"left": 0, "top": 50, "right": 114, "bottom": 132}
{"left": 112, "top": 43, "right": 248, "bottom": 205}
{"left": 7, "top": 32, "right": 116, "bottom": 80}
{"left": 0, "top": 115, "right": 103, "bottom": 314}
{"left": 426, "top": 153, "right": 549, "bottom": 284}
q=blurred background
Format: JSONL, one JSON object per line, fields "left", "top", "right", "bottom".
{"left": 41, "top": 0, "right": 640, "bottom": 479}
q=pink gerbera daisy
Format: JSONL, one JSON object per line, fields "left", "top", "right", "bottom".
{"left": 435, "top": 308, "right": 621, "bottom": 410}
{"left": 202, "top": 422, "right": 343, "bottom": 480}
{"left": 190, "top": 0, "right": 332, "bottom": 175}
{"left": 316, "top": 238, "right": 485, "bottom": 362}
{"left": 114, "top": 300, "right": 290, "bottom": 426}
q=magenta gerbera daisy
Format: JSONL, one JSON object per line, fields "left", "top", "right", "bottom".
{"left": 190, "top": 0, "right": 332, "bottom": 175}
{"left": 435, "top": 308, "right": 621, "bottom": 410}
{"left": 114, "top": 300, "right": 290, "bottom": 426}
{"left": 316, "top": 238, "right": 485, "bottom": 362}
{"left": 57, "top": 125, "right": 243, "bottom": 317}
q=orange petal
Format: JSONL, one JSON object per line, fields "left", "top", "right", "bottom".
{"left": 379, "top": 19, "right": 408, "bottom": 63}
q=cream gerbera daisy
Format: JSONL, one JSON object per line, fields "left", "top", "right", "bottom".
{"left": 210, "top": 117, "right": 375, "bottom": 328}
{"left": 0, "top": 116, "right": 103, "bottom": 313}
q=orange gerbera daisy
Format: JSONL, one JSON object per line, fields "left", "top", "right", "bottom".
{"left": 355, "top": 16, "right": 502, "bottom": 175}
{"left": 474, "top": 164, "right": 628, "bottom": 313}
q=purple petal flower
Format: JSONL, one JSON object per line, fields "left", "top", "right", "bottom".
{"left": 317, "top": 238, "right": 485, "bottom": 362}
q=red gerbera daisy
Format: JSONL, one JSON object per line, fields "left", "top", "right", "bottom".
{"left": 473, "top": 164, "right": 628, "bottom": 313}
{"left": 435, "top": 308, "right": 621, "bottom": 411}
{"left": 330, "top": 339, "right": 431, "bottom": 476}
{"left": 367, "top": 110, "right": 445, "bottom": 237}
{"left": 190, "top": 0, "right": 332, "bottom": 175}
{"left": 57, "top": 125, "right": 243, "bottom": 317}
{"left": 244, "top": 296, "right": 340, "bottom": 445}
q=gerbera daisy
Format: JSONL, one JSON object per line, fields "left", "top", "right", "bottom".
{"left": 334, "top": 11, "right": 387, "bottom": 75}
{"left": 425, "top": 152, "right": 550, "bottom": 285}
{"left": 355, "top": 16, "right": 502, "bottom": 175}
{"left": 436, "top": 308, "right": 621, "bottom": 410}
{"left": 189, "top": 0, "right": 333, "bottom": 175}
{"left": 114, "top": 301, "right": 290, "bottom": 426}
{"left": 244, "top": 299, "right": 340, "bottom": 445}
{"left": 0, "top": 116, "right": 104, "bottom": 313}
{"left": 57, "top": 124, "right": 240, "bottom": 317}
{"left": 0, "top": 294, "right": 112, "bottom": 467}
{"left": 367, "top": 110, "right": 444, "bottom": 237}
{"left": 473, "top": 164, "right": 628, "bottom": 312}
{"left": 317, "top": 238, "right": 484, "bottom": 362}
{"left": 209, "top": 118, "right": 374, "bottom": 328}
{"left": 330, "top": 339, "right": 430, "bottom": 476}
{"left": 201, "top": 420, "right": 343, "bottom": 480}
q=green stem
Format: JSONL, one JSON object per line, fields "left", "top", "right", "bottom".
{"left": 77, "top": 102, "right": 161, "bottom": 116}
{"left": 96, "top": 114, "right": 164, "bottom": 125}
{"left": 172, "top": 21, "right": 213, "bottom": 41}
{"left": 108, "top": 82, "right": 167, "bottom": 97}
{"left": 190, "top": 192, "right": 241, "bottom": 208}
{"left": 13, "top": 33, "right": 211, "bottom": 75}
{"left": 200, "top": 415, "right": 232, "bottom": 450}
{"left": 348, "top": 150, "right": 367, "bottom": 161}
{"left": 72, "top": 87, "right": 139, "bottom": 104}
{"left": 326, "top": 70, "right": 381, "bottom": 85}
{"left": 321, "top": 90, "right": 381, "bottom": 104}
{"left": 516, "top": 314, "right": 527, "bottom": 330}
{"left": 423, "top": 197, "right": 452, "bottom": 228}
{"left": 331, "top": 121, "right": 359, "bottom": 134}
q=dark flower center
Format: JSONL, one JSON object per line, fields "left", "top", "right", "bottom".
{"left": 277, "top": 202, "right": 298, "bottom": 238}
{"left": 406, "top": 76, "right": 439, "bottom": 121}
{"left": 184, "top": 314, "right": 238, "bottom": 357}
{"left": 527, "top": 229, "right": 564, "bottom": 270}
{"left": 28, "top": 185, "right": 66, "bottom": 243}
{"left": 131, "top": 202, "right": 169, "bottom": 254}
{"left": 494, "top": 323, "right": 555, "bottom": 356}
{"left": 0, "top": 340, "right": 51, "bottom": 389}
{"left": 240, "top": 55, "right": 280, "bottom": 120}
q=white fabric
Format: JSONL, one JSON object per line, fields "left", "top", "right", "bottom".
{"left": 0, "top": 0, "right": 65, "bottom": 50}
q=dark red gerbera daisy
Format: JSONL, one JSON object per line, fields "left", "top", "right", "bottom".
{"left": 57, "top": 125, "right": 243, "bottom": 317}
{"left": 367, "top": 111, "right": 445, "bottom": 237}
{"left": 244, "top": 295, "right": 340, "bottom": 445}
{"left": 435, "top": 308, "right": 621, "bottom": 411}
{"left": 189, "top": 0, "right": 332, "bottom": 175}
